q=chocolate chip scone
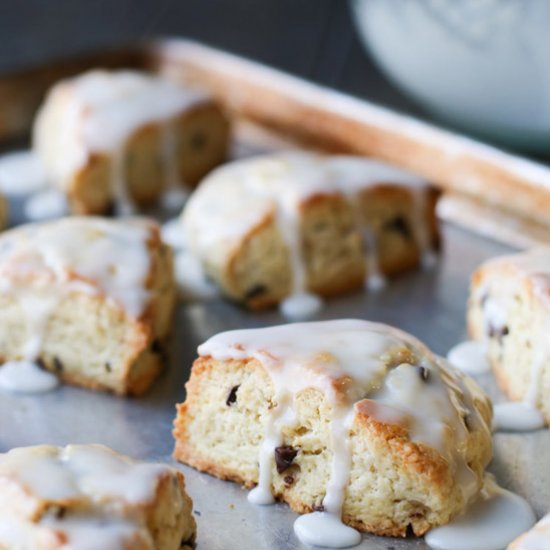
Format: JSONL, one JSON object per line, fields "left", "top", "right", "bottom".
{"left": 173, "top": 319, "right": 492, "bottom": 538}
{"left": 33, "top": 69, "right": 230, "bottom": 215}
{"left": 181, "top": 152, "right": 440, "bottom": 309}
{"left": 0, "top": 216, "right": 175, "bottom": 395}
{"left": 0, "top": 444, "right": 196, "bottom": 550}
{"left": 468, "top": 249, "right": 550, "bottom": 423}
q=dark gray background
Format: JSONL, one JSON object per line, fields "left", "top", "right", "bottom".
{"left": 0, "top": 1, "right": 427, "bottom": 127}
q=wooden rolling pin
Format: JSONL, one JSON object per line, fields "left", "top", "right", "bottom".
{"left": 154, "top": 39, "right": 550, "bottom": 237}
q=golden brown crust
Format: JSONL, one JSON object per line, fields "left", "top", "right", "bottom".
{"left": 174, "top": 354, "right": 491, "bottom": 537}
{"left": 0, "top": 220, "right": 175, "bottom": 396}
{"left": 66, "top": 101, "right": 229, "bottom": 215}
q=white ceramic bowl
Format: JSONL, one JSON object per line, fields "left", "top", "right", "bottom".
{"left": 351, "top": 0, "right": 550, "bottom": 152}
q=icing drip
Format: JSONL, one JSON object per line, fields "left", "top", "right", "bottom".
{"left": 183, "top": 152, "right": 435, "bottom": 315}
{"left": 199, "top": 320, "right": 490, "bottom": 548}
{"left": 294, "top": 512, "right": 361, "bottom": 548}
{"left": 279, "top": 292, "right": 323, "bottom": 320}
{"left": 493, "top": 402, "right": 545, "bottom": 432}
{"left": 160, "top": 186, "right": 189, "bottom": 211}
{"left": 0, "top": 150, "right": 47, "bottom": 195}
{"left": 0, "top": 360, "right": 58, "bottom": 393}
{"left": 161, "top": 218, "right": 218, "bottom": 301}
{"left": 425, "top": 475, "right": 536, "bottom": 550}
{"left": 111, "top": 145, "right": 135, "bottom": 217}
{"left": 361, "top": 230, "right": 387, "bottom": 292}
{"left": 446, "top": 341, "right": 490, "bottom": 375}
{"left": 23, "top": 189, "right": 68, "bottom": 221}
{"left": 492, "top": 330, "right": 546, "bottom": 432}
{"left": 33, "top": 70, "right": 205, "bottom": 214}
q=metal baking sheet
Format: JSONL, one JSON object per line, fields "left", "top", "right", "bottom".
{"left": 0, "top": 44, "right": 547, "bottom": 550}
{"left": 0, "top": 218, "right": 547, "bottom": 549}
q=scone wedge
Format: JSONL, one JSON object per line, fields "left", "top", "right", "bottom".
{"left": 173, "top": 320, "right": 492, "bottom": 537}
{"left": 468, "top": 249, "right": 550, "bottom": 423}
{"left": 0, "top": 444, "right": 196, "bottom": 550}
{"left": 0, "top": 216, "right": 175, "bottom": 395}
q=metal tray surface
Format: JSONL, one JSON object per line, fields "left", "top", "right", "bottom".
{"left": 0, "top": 214, "right": 547, "bottom": 549}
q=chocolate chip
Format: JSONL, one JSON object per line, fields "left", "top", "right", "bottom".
{"left": 488, "top": 325, "right": 509, "bottom": 342}
{"left": 462, "top": 413, "right": 472, "bottom": 432}
{"left": 53, "top": 356, "right": 63, "bottom": 373}
{"left": 180, "top": 534, "right": 196, "bottom": 549}
{"left": 190, "top": 132, "right": 207, "bottom": 151}
{"left": 151, "top": 339, "right": 162, "bottom": 353}
{"left": 55, "top": 506, "right": 66, "bottom": 519}
{"left": 104, "top": 362, "right": 112, "bottom": 373}
{"left": 417, "top": 366, "right": 430, "bottom": 382}
{"left": 226, "top": 385, "right": 240, "bottom": 406}
{"left": 36, "top": 357, "right": 47, "bottom": 370}
{"left": 244, "top": 284, "right": 268, "bottom": 300}
{"left": 312, "top": 503, "right": 324, "bottom": 512}
{"left": 274, "top": 446, "right": 298, "bottom": 474}
{"left": 383, "top": 216, "right": 411, "bottom": 239}
{"left": 283, "top": 475, "right": 294, "bottom": 486}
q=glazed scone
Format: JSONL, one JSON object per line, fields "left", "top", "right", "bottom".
{"left": 33, "top": 70, "right": 230, "bottom": 215}
{"left": 468, "top": 249, "right": 550, "bottom": 423}
{"left": 509, "top": 513, "right": 550, "bottom": 549}
{"left": 173, "top": 320, "right": 492, "bottom": 538}
{"left": 0, "top": 216, "right": 175, "bottom": 395}
{"left": 182, "top": 152, "right": 440, "bottom": 309}
{"left": 0, "top": 444, "right": 196, "bottom": 550}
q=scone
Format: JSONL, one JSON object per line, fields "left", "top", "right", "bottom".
{"left": 468, "top": 249, "right": 550, "bottom": 423}
{"left": 182, "top": 152, "right": 440, "bottom": 309}
{"left": 0, "top": 444, "right": 196, "bottom": 550}
{"left": 0, "top": 216, "right": 175, "bottom": 395}
{"left": 509, "top": 513, "right": 550, "bottom": 549}
{"left": 173, "top": 319, "right": 492, "bottom": 537}
{"left": 33, "top": 70, "right": 230, "bottom": 215}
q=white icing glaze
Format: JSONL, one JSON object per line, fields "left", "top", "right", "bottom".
{"left": 0, "top": 444, "right": 169, "bottom": 504}
{"left": 0, "top": 360, "right": 59, "bottom": 393}
{"left": 512, "top": 513, "right": 550, "bottom": 550}
{"left": 199, "top": 319, "right": 491, "bottom": 548}
{"left": 160, "top": 185, "right": 189, "bottom": 212}
{"left": 23, "top": 188, "right": 68, "bottom": 221}
{"left": 493, "top": 402, "right": 545, "bottom": 432}
{"left": 161, "top": 218, "right": 217, "bottom": 301}
{"left": 0, "top": 444, "right": 172, "bottom": 549}
{"left": 0, "top": 217, "right": 153, "bottom": 317}
{"left": 33, "top": 70, "right": 206, "bottom": 212}
{"left": 174, "top": 249, "right": 218, "bottom": 301}
{"left": 446, "top": 341, "right": 490, "bottom": 375}
{"left": 425, "top": 475, "right": 536, "bottom": 550}
{"left": 0, "top": 218, "right": 154, "bottom": 382}
{"left": 279, "top": 291, "right": 323, "bottom": 320}
{"left": 0, "top": 150, "right": 47, "bottom": 195}
{"left": 162, "top": 217, "right": 186, "bottom": 249}
{"left": 294, "top": 511, "right": 362, "bottom": 548}
{"left": 42, "top": 515, "right": 145, "bottom": 550}
{"left": 183, "top": 152, "right": 434, "bottom": 317}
